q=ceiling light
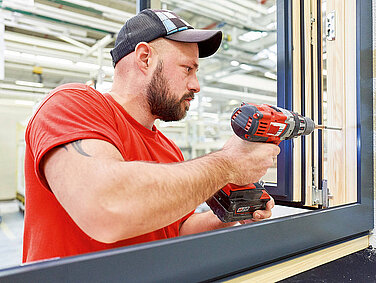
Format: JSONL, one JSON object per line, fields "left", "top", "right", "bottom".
{"left": 268, "top": 5, "right": 277, "bottom": 14}
{"left": 15, "top": 100, "right": 36, "bottom": 106}
{"left": 239, "top": 64, "right": 253, "bottom": 71}
{"left": 229, "top": 100, "right": 239, "bottom": 105}
{"left": 202, "top": 97, "right": 213, "bottom": 103}
{"left": 267, "top": 22, "right": 277, "bottom": 30}
{"left": 76, "top": 62, "right": 99, "bottom": 69}
{"left": 231, "top": 60, "right": 240, "bottom": 67}
{"left": 15, "top": 80, "right": 44, "bottom": 87}
{"left": 3, "top": 0, "right": 34, "bottom": 8}
{"left": 239, "top": 31, "right": 267, "bottom": 42}
{"left": 264, "top": 72, "right": 277, "bottom": 80}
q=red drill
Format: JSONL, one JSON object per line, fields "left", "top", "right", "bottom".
{"left": 206, "top": 102, "right": 315, "bottom": 222}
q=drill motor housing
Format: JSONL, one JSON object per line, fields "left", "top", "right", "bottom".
{"left": 207, "top": 103, "right": 315, "bottom": 223}
{"left": 231, "top": 103, "right": 315, "bottom": 144}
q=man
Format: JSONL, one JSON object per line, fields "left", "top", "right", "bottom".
{"left": 23, "top": 9, "right": 279, "bottom": 263}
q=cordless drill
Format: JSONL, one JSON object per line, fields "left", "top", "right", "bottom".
{"left": 206, "top": 103, "right": 316, "bottom": 222}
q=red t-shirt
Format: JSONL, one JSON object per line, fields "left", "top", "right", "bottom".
{"left": 23, "top": 83, "right": 193, "bottom": 263}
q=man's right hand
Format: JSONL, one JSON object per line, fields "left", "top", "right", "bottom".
{"left": 220, "top": 135, "right": 280, "bottom": 186}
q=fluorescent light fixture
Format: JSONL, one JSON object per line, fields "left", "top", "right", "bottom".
{"left": 36, "top": 55, "right": 73, "bottom": 65}
{"left": 264, "top": 72, "right": 277, "bottom": 80}
{"left": 3, "top": 0, "right": 34, "bottom": 8}
{"left": 15, "top": 100, "right": 36, "bottom": 106}
{"left": 76, "top": 62, "right": 99, "bottom": 69}
{"left": 15, "top": 80, "right": 44, "bottom": 87}
{"left": 239, "top": 64, "right": 253, "bottom": 71}
{"left": 268, "top": 44, "right": 277, "bottom": 53}
{"left": 4, "top": 50, "right": 21, "bottom": 57}
{"left": 267, "top": 22, "right": 277, "bottom": 30}
{"left": 268, "top": 5, "right": 276, "bottom": 14}
{"left": 239, "top": 31, "right": 267, "bottom": 42}
{"left": 229, "top": 99, "right": 240, "bottom": 105}
{"left": 230, "top": 60, "right": 240, "bottom": 67}
{"left": 202, "top": 97, "right": 213, "bottom": 103}
{"left": 95, "top": 81, "right": 112, "bottom": 93}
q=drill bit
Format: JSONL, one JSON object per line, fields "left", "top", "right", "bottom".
{"left": 315, "top": 125, "right": 342, "bottom": 131}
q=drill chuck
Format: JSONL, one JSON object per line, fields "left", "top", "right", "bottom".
{"left": 302, "top": 116, "right": 315, "bottom": 135}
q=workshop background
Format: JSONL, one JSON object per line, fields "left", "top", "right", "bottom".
{"left": 0, "top": 0, "right": 374, "bottom": 273}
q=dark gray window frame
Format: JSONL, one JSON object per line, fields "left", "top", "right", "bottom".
{"left": 0, "top": 0, "right": 373, "bottom": 282}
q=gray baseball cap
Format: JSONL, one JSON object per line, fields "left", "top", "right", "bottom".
{"left": 110, "top": 9, "right": 222, "bottom": 66}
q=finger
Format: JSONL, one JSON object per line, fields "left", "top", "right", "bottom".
{"left": 266, "top": 197, "right": 275, "bottom": 210}
{"left": 239, "top": 219, "right": 254, "bottom": 225}
{"left": 253, "top": 209, "right": 272, "bottom": 221}
{"left": 273, "top": 144, "right": 281, "bottom": 155}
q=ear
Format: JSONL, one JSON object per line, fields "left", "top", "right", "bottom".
{"left": 134, "top": 42, "right": 153, "bottom": 74}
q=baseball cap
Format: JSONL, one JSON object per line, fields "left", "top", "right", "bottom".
{"left": 110, "top": 9, "right": 222, "bottom": 66}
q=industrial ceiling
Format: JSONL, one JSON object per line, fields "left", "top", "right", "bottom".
{"left": 0, "top": 0, "right": 276, "bottom": 100}
{"left": 0, "top": 0, "right": 277, "bottom": 147}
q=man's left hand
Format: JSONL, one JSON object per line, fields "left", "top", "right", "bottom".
{"left": 238, "top": 197, "right": 275, "bottom": 225}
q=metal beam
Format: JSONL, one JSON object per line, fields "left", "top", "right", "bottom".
{"left": 83, "top": 34, "right": 114, "bottom": 58}
{"left": 137, "top": 0, "right": 150, "bottom": 13}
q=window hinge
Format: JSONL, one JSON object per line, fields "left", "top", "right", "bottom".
{"left": 312, "top": 166, "right": 320, "bottom": 205}
{"left": 310, "top": 14, "right": 316, "bottom": 45}
{"left": 326, "top": 11, "right": 336, "bottom": 41}
{"left": 313, "top": 178, "right": 333, "bottom": 208}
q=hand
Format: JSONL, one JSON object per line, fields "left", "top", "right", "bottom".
{"left": 238, "top": 196, "right": 275, "bottom": 224}
{"left": 221, "top": 135, "right": 280, "bottom": 185}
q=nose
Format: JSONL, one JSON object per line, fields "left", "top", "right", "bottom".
{"left": 188, "top": 74, "right": 200, "bottom": 93}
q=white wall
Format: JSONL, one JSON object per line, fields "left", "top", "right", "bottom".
{"left": 0, "top": 101, "right": 33, "bottom": 200}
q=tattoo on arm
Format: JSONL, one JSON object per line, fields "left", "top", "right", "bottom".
{"left": 57, "top": 140, "right": 91, "bottom": 157}
{"left": 71, "top": 140, "right": 91, "bottom": 157}
{"left": 60, "top": 144, "right": 68, "bottom": 151}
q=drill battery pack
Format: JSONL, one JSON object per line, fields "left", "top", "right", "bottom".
{"left": 206, "top": 182, "right": 271, "bottom": 223}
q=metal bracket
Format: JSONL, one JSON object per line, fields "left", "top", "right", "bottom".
{"left": 309, "top": 13, "right": 316, "bottom": 45}
{"left": 322, "top": 179, "right": 328, "bottom": 208}
{"left": 326, "top": 11, "right": 336, "bottom": 41}
{"left": 312, "top": 167, "right": 321, "bottom": 205}
{"left": 313, "top": 179, "right": 333, "bottom": 208}
{"left": 321, "top": 179, "right": 334, "bottom": 208}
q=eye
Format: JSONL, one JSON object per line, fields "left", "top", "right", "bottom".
{"left": 186, "top": 66, "right": 192, "bottom": 73}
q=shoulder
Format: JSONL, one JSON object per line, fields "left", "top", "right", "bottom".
{"left": 49, "top": 83, "right": 106, "bottom": 102}
{"left": 36, "top": 83, "right": 111, "bottom": 113}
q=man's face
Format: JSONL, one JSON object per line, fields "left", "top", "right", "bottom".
{"left": 146, "top": 60, "right": 195, "bottom": 122}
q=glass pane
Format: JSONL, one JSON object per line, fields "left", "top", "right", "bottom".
{"left": 321, "top": 0, "right": 358, "bottom": 206}
{"left": 159, "top": 0, "right": 278, "bottom": 183}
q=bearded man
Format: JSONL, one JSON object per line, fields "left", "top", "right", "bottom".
{"left": 23, "top": 9, "right": 279, "bottom": 263}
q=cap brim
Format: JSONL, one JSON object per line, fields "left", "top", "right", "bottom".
{"left": 165, "top": 29, "right": 222, "bottom": 58}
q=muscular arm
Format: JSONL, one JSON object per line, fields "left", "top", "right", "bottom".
{"left": 43, "top": 137, "right": 279, "bottom": 243}
{"left": 179, "top": 197, "right": 275, "bottom": 235}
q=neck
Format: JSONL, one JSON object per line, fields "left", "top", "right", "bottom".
{"left": 108, "top": 90, "right": 156, "bottom": 130}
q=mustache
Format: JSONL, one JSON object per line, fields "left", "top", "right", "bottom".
{"left": 180, "top": 92, "right": 195, "bottom": 103}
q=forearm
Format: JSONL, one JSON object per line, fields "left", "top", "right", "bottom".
{"left": 179, "top": 211, "right": 237, "bottom": 236}
{"left": 83, "top": 151, "right": 233, "bottom": 242}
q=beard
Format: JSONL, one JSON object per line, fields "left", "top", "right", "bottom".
{"left": 147, "top": 61, "right": 194, "bottom": 122}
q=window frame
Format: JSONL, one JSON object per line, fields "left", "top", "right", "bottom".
{"left": 0, "top": 0, "right": 373, "bottom": 281}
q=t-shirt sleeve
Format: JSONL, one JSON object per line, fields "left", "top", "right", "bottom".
{"left": 26, "top": 85, "right": 121, "bottom": 190}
